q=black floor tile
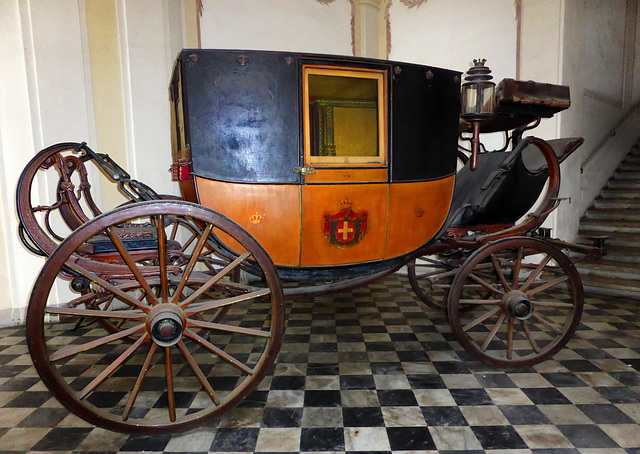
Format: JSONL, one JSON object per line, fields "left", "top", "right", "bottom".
{"left": 577, "top": 403, "right": 636, "bottom": 424}
{"left": 210, "top": 428, "right": 259, "bottom": 452}
{"left": 300, "top": 427, "right": 345, "bottom": 451}
{"left": 386, "top": 426, "right": 436, "bottom": 450}
{"left": 557, "top": 424, "right": 619, "bottom": 448}
{"left": 471, "top": 425, "right": 528, "bottom": 450}
{"left": 342, "top": 407, "right": 384, "bottom": 427}
{"left": 449, "top": 388, "right": 493, "bottom": 406}
{"left": 421, "top": 405, "right": 467, "bottom": 426}
{"left": 499, "top": 405, "right": 550, "bottom": 425}
{"left": 521, "top": 387, "right": 572, "bottom": 405}
{"left": 31, "top": 427, "right": 93, "bottom": 451}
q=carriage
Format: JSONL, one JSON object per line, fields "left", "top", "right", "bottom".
{"left": 16, "top": 50, "right": 604, "bottom": 433}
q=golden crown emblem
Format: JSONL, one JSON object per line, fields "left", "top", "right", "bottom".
{"left": 340, "top": 198, "right": 352, "bottom": 210}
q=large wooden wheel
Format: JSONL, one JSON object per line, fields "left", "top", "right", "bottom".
{"left": 27, "top": 201, "right": 284, "bottom": 433}
{"left": 447, "top": 237, "right": 583, "bottom": 368}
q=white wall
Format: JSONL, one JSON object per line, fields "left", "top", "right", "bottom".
{"left": 389, "top": 0, "right": 517, "bottom": 76}
{"left": 200, "top": 0, "right": 353, "bottom": 55}
{"left": 0, "top": 0, "right": 186, "bottom": 326}
{"left": 557, "top": 0, "right": 640, "bottom": 241}
{"left": 389, "top": 0, "right": 517, "bottom": 151}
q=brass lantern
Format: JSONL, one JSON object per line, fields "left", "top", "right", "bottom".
{"left": 461, "top": 59, "right": 495, "bottom": 169}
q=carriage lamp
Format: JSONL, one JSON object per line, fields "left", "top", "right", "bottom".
{"left": 461, "top": 59, "right": 496, "bottom": 170}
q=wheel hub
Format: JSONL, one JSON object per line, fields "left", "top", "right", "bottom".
{"left": 503, "top": 290, "right": 533, "bottom": 320}
{"left": 146, "top": 305, "right": 185, "bottom": 347}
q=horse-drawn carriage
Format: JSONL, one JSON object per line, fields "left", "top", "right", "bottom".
{"left": 16, "top": 50, "right": 604, "bottom": 433}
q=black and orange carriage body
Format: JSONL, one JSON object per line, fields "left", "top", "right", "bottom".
{"left": 169, "top": 50, "right": 460, "bottom": 280}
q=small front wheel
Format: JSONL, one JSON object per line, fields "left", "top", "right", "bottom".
{"left": 447, "top": 237, "right": 583, "bottom": 368}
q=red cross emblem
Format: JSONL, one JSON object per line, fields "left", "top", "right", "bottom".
{"left": 323, "top": 204, "right": 368, "bottom": 248}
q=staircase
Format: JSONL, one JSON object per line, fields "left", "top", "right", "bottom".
{"left": 577, "top": 140, "right": 640, "bottom": 299}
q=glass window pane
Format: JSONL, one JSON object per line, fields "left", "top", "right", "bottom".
{"left": 304, "top": 68, "right": 385, "bottom": 165}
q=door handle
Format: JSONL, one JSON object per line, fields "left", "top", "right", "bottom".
{"left": 293, "top": 166, "right": 316, "bottom": 175}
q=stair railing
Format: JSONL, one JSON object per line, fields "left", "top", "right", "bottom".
{"left": 580, "top": 99, "right": 640, "bottom": 173}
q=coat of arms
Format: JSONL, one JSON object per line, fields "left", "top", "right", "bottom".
{"left": 323, "top": 198, "right": 368, "bottom": 248}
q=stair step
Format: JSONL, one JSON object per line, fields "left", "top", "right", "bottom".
{"left": 579, "top": 274, "right": 640, "bottom": 300}
{"left": 579, "top": 219, "right": 640, "bottom": 234}
{"left": 579, "top": 230, "right": 640, "bottom": 248}
{"left": 593, "top": 198, "right": 640, "bottom": 209}
{"left": 619, "top": 162, "right": 640, "bottom": 171}
{"left": 600, "top": 188, "right": 640, "bottom": 199}
{"left": 594, "top": 246, "right": 640, "bottom": 263}
{"left": 584, "top": 209, "right": 640, "bottom": 221}
{"left": 576, "top": 259, "right": 640, "bottom": 277}
{"left": 607, "top": 180, "right": 640, "bottom": 189}
{"left": 613, "top": 170, "right": 640, "bottom": 180}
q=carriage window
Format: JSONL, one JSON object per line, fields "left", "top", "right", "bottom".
{"left": 303, "top": 66, "right": 386, "bottom": 165}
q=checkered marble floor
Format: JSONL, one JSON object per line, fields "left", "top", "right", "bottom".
{"left": 2, "top": 273, "right": 640, "bottom": 453}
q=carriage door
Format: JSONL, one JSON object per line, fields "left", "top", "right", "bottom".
{"left": 299, "top": 64, "right": 389, "bottom": 267}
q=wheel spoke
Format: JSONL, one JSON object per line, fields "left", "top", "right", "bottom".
{"left": 156, "top": 215, "right": 169, "bottom": 303}
{"left": 512, "top": 247, "right": 523, "bottom": 289}
{"left": 526, "top": 275, "right": 570, "bottom": 297}
{"left": 78, "top": 333, "right": 149, "bottom": 399}
{"left": 188, "top": 319, "right": 271, "bottom": 338}
{"left": 164, "top": 347, "right": 176, "bottom": 422}
{"left": 520, "top": 253, "right": 553, "bottom": 292}
{"left": 65, "top": 262, "right": 150, "bottom": 313}
{"left": 50, "top": 323, "right": 145, "bottom": 361}
{"left": 184, "top": 328, "right": 255, "bottom": 375}
{"left": 45, "top": 306, "right": 145, "bottom": 321}
{"left": 462, "top": 306, "right": 502, "bottom": 331}
{"left": 176, "top": 341, "right": 220, "bottom": 406}
{"left": 490, "top": 254, "right": 511, "bottom": 292}
{"left": 415, "top": 268, "right": 458, "bottom": 281}
{"left": 180, "top": 250, "right": 253, "bottom": 310}
{"left": 530, "top": 300, "right": 574, "bottom": 308}
{"left": 172, "top": 224, "right": 213, "bottom": 304}
{"left": 106, "top": 228, "right": 160, "bottom": 307}
{"left": 506, "top": 318, "right": 514, "bottom": 360}
{"left": 458, "top": 299, "right": 501, "bottom": 305}
{"left": 184, "top": 287, "right": 271, "bottom": 316}
{"left": 480, "top": 312, "right": 506, "bottom": 352}
{"left": 169, "top": 219, "right": 179, "bottom": 241}
{"left": 122, "top": 343, "right": 158, "bottom": 421}
{"left": 521, "top": 319, "right": 540, "bottom": 353}
{"left": 180, "top": 231, "right": 198, "bottom": 253}
{"left": 531, "top": 312, "right": 564, "bottom": 335}
{"left": 469, "top": 272, "right": 505, "bottom": 296}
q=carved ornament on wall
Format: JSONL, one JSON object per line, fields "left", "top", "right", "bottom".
{"left": 399, "top": 0, "right": 429, "bottom": 7}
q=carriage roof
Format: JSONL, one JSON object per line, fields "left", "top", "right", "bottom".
{"left": 170, "top": 49, "right": 462, "bottom": 185}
